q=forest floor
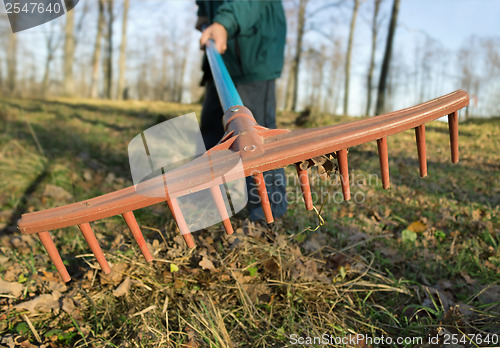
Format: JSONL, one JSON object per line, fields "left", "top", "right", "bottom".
{"left": 0, "top": 97, "right": 499, "bottom": 347}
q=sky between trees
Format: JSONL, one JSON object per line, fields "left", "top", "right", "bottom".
{"left": 1, "top": 0, "right": 499, "bottom": 117}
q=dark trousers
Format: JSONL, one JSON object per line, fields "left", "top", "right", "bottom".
{"left": 200, "top": 79, "right": 288, "bottom": 222}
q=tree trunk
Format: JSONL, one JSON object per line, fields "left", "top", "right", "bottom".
{"left": 0, "top": 55, "right": 3, "bottom": 88}
{"left": 117, "top": 0, "right": 130, "bottom": 100}
{"left": 365, "top": 0, "right": 381, "bottom": 116}
{"left": 343, "top": 0, "right": 360, "bottom": 116}
{"left": 90, "top": 0, "right": 105, "bottom": 98}
{"left": 63, "top": 8, "right": 75, "bottom": 96}
{"left": 105, "top": 0, "right": 114, "bottom": 99}
{"left": 286, "top": 0, "right": 307, "bottom": 112}
{"left": 283, "top": 41, "right": 294, "bottom": 110}
{"left": 177, "top": 46, "right": 189, "bottom": 103}
{"left": 41, "top": 22, "right": 61, "bottom": 95}
{"left": 6, "top": 33, "right": 17, "bottom": 95}
{"left": 41, "top": 49, "right": 54, "bottom": 94}
{"left": 375, "top": 0, "right": 400, "bottom": 115}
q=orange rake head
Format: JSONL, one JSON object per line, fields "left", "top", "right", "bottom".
{"left": 17, "top": 90, "right": 468, "bottom": 282}
{"left": 16, "top": 34, "right": 469, "bottom": 283}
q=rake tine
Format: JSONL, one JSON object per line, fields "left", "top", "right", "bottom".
{"left": 336, "top": 149, "right": 351, "bottom": 200}
{"left": 376, "top": 137, "right": 390, "bottom": 189}
{"left": 37, "top": 231, "right": 71, "bottom": 282}
{"left": 166, "top": 198, "right": 195, "bottom": 248}
{"left": 415, "top": 125, "right": 427, "bottom": 177}
{"left": 448, "top": 112, "right": 459, "bottom": 163}
{"left": 122, "top": 211, "right": 153, "bottom": 262}
{"left": 209, "top": 186, "right": 234, "bottom": 235}
{"left": 253, "top": 173, "right": 274, "bottom": 223}
{"left": 78, "top": 222, "right": 111, "bottom": 274}
{"left": 295, "top": 165, "right": 313, "bottom": 210}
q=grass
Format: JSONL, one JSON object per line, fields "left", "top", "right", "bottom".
{"left": 0, "top": 97, "right": 499, "bottom": 347}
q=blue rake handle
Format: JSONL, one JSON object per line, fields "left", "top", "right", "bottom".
{"left": 205, "top": 39, "right": 244, "bottom": 111}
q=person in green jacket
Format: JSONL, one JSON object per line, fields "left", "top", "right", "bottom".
{"left": 196, "top": 0, "right": 288, "bottom": 222}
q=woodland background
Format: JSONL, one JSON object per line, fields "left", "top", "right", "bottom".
{"left": 1, "top": 0, "right": 499, "bottom": 118}
{"left": 0, "top": 1, "right": 499, "bottom": 347}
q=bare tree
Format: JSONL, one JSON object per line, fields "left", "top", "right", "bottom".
{"left": 375, "top": 0, "right": 400, "bottom": 115}
{"left": 0, "top": 55, "right": 3, "bottom": 88}
{"left": 176, "top": 27, "right": 193, "bottom": 103}
{"left": 365, "top": 0, "right": 383, "bottom": 116}
{"left": 41, "top": 21, "right": 63, "bottom": 95}
{"left": 457, "top": 39, "right": 481, "bottom": 119}
{"left": 6, "top": 32, "right": 17, "bottom": 95}
{"left": 343, "top": 0, "right": 360, "bottom": 116}
{"left": 285, "top": 0, "right": 308, "bottom": 111}
{"left": 63, "top": 7, "right": 75, "bottom": 95}
{"left": 117, "top": 0, "right": 130, "bottom": 100}
{"left": 281, "top": 37, "right": 294, "bottom": 110}
{"left": 175, "top": 42, "right": 189, "bottom": 103}
{"left": 104, "top": 0, "right": 114, "bottom": 99}
{"left": 0, "top": 20, "right": 7, "bottom": 89}
{"left": 90, "top": 0, "right": 106, "bottom": 98}
{"left": 326, "top": 38, "right": 344, "bottom": 114}
{"left": 303, "top": 45, "right": 328, "bottom": 115}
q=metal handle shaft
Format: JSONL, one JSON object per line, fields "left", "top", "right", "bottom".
{"left": 205, "top": 39, "right": 244, "bottom": 111}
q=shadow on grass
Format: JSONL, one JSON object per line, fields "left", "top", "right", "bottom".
{"left": 349, "top": 146, "right": 498, "bottom": 207}
{"left": 0, "top": 99, "right": 175, "bottom": 235}
{"left": 70, "top": 112, "right": 132, "bottom": 132}
{"left": 0, "top": 168, "right": 50, "bottom": 235}
{"left": 38, "top": 98, "right": 186, "bottom": 122}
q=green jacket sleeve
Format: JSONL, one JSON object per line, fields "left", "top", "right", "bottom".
{"left": 212, "top": 1, "right": 268, "bottom": 38}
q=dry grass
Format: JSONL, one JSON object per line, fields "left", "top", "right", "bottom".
{"left": 0, "top": 98, "right": 499, "bottom": 347}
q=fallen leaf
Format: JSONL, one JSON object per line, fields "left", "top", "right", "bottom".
{"left": 233, "top": 271, "right": 252, "bottom": 284}
{"left": 460, "top": 271, "right": 476, "bottom": 285}
{"left": 242, "top": 283, "right": 271, "bottom": 303}
{"left": 407, "top": 221, "right": 427, "bottom": 233}
{"left": 263, "top": 258, "right": 280, "bottom": 277}
{"left": 170, "top": 263, "right": 179, "bottom": 273}
{"left": 113, "top": 276, "right": 131, "bottom": 297}
{"left": 302, "top": 236, "right": 322, "bottom": 253}
{"left": 484, "top": 260, "right": 499, "bottom": 272}
{"left": 248, "top": 266, "right": 258, "bottom": 277}
{"left": 0, "top": 278, "right": 23, "bottom": 298}
{"left": 199, "top": 256, "right": 215, "bottom": 271}
{"left": 401, "top": 229, "right": 417, "bottom": 243}
{"left": 100, "top": 263, "right": 128, "bottom": 285}
{"left": 174, "top": 279, "right": 185, "bottom": 289}
{"left": 347, "top": 231, "right": 370, "bottom": 244}
{"left": 325, "top": 254, "right": 348, "bottom": 272}
{"left": 471, "top": 208, "right": 483, "bottom": 221}
{"left": 423, "top": 286, "right": 453, "bottom": 313}
{"left": 302, "top": 232, "right": 329, "bottom": 253}
{"left": 184, "top": 338, "right": 201, "bottom": 348}
{"left": 291, "top": 259, "right": 320, "bottom": 282}
{"left": 83, "top": 169, "right": 93, "bottom": 181}
{"left": 437, "top": 279, "right": 453, "bottom": 291}
{"left": 220, "top": 274, "right": 231, "bottom": 282}
{"left": 42, "top": 184, "right": 72, "bottom": 201}
{"left": 45, "top": 271, "right": 67, "bottom": 293}
{"left": 455, "top": 302, "right": 476, "bottom": 317}
{"left": 242, "top": 219, "right": 267, "bottom": 238}
{"left": 478, "top": 285, "right": 500, "bottom": 304}
{"left": 0, "top": 334, "right": 17, "bottom": 348}
{"left": 15, "top": 292, "right": 61, "bottom": 313}
{"left": 62, "top": 297, "right": 79, "bottom": 317}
